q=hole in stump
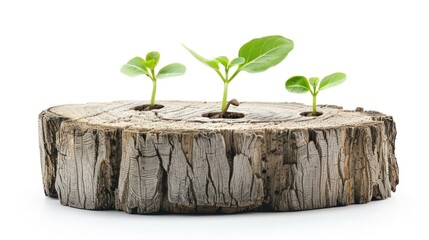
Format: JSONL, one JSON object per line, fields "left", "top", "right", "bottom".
{"left": 132, "top": 104, "right": 164, "bottom": 111}
{"left": 202, "top": 112, "right": 245, "bottom": 119}
{"left": 300, "top": 111, "right": 323, "bottom": 117}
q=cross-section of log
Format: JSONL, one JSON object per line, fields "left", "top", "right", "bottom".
{"left": 38, "top": 101, "right": 399, "bottom": 213}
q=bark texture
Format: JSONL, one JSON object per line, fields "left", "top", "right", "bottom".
{"left": 39, "top": 101, "right": 399, "bottom": 214}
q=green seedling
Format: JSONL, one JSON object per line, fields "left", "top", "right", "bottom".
{"left": 285, "top": 72, "right": 346, "bottom": 116}
{"left": 184, "top": 35, "right": 294, "bottom": 112}
{"left": 120, "top": 51, "right": 186, "bottom": 109}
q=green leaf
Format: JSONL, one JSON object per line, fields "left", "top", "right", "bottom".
{"left": 183, "top": 45, "right": 219, "bottom": 71}
{"left": 120, "top": 56, "right": 149, "bottom": 77}
{"left": 140, "top": 59, "right": 156, "bottom": 70}
{"left": 215, "top": 56, "right": 229, "bottom": 68}
{"left": 308, "top": 77, "right": 319, "bottom": 90}
{"left": 228, "top": 57, "right": 245, "bottom": 68}
{"left": 239, "top": 35, "right": 294, "bottom": 73}
{"left": 285, "top": 76, "right": 310, "bottom": 93}
{"left": 319, "top": 72, "right": 346, "bottom": 91}
{"left": 156, "top": 63, "right": 186, "bottom": 79}
{"left": 146, "top": 51, "right": 160, "bottom": 70}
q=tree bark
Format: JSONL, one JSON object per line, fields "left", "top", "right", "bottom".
{"left": 39, "top": 101, "right": 399, "bottom": 214}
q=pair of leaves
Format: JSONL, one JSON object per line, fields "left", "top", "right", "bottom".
{"left": 215, "top": 56, "right": 245, "bottom": 69}
{"left": 183, "top": 46, "right": 247, "bottom": 73}
{"left": 183, "top": 35, "right": 294, "bottom": 79}
{"left": 285, "top": 72, "right": 346, "bottom": 94}
{"left": 121, "top": 51, "right": 186, "bottom": 79}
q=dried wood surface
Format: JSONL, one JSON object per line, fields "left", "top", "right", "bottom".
{"left": 39, "top": 101, "right": 399, "bottom": 213}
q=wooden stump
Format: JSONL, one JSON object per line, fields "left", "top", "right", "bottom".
{"left": 38, "top": 101, "right": 399, "bottom": 214}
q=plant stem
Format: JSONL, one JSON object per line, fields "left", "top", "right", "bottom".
{"left": 148, "top": 68, "right": 157, "bottom": 108}
{"left": 228, "top": 69, "right": 240, "bottom": 82}
{"left": 215, "top": 70, "right": 227, "bottom": 82}
{"left": 312, "top": 94, "right": 317, "bottom": 116}
{"left": 151, "top": 80, "right": 157, "bottom": 108}
{"left": 222, "top": 82, "right": 229, "bottom": 111}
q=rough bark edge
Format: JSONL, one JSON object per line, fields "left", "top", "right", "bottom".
{"left": 115, "top": 130, "right": 264, "bottom": 214}
{"left": 370, "top": 114, "right": 399, "bottom": 191}
{"left": 264, "top": 121, "right": 394, "bottom": 211}
{"left": 38, "top": 105, "right": 399, "bottom": 214}
{"left": 54, "top": 122, "right": 122, "bottom": 209}
{"left": 39, "top": 110, "right": 68, "bottom": 197}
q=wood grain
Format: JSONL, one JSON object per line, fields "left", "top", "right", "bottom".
{"left": 39, "top": 101, "right": 399, "bottom": 213}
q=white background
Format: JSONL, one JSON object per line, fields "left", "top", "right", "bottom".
{"left": 0, "top": 0, "right": 428, "bottom": 239}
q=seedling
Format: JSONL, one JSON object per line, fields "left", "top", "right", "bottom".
{"left": 201, "top": 98, "right": 244, "bottom": 119}
{"left": 285, "top": 72, "right": 346, "bottom": 116}
{"left": 184, "top": 35, "right": 294, "bottom": 112}
{"left": 120, "top": 51, "right": 186, "bottom": 109}
{"left": 207, "top": 99, "right": 240, "bottom": 119}
{"left": 224, "top": 99, "right": 239, "bottom": 114}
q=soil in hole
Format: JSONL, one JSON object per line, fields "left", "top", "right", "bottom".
{"left": 132, "top": 104, "right": 164, "bottom": 111}
{"left": 202, "top": 112, "right": 245, "bottom": 119}
{"left": 300, "top": 111, "right": 323, "bottom": 117}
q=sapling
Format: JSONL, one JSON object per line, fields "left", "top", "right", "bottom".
{"left": 184, "top": 35, "right": 294, "bottom": 112}
{"left": 120, "top": 51, "right": 186, "bottom": 109}
{"left": 285, "top": 72, "right": 346, "bottom": 116}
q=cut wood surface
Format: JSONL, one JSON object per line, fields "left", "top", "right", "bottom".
{"left": 39, "top": 101, "right": 399, "bottom": 214}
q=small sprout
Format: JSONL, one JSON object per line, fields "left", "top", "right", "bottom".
{"left": 120, "top": 51, "right": 186, "bottom": 109}
{"left": 184, "top": 35, "right": 294, "bottom": 112}
{"left": 227, "top": 98, "right": 239, "bottom": 108}
{"left": 203, "top": 99, "right": 240, "bottom": 119}
{"left": 222, "top": 98, "right": 239, "bottom": 115}
{"left": 285, "top": 72, "right": 346, "bottom": 116}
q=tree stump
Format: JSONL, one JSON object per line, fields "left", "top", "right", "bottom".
{"left": 38, "top": 101, "right": 399, "bottom": 214}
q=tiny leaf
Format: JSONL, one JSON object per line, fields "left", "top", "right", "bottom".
{"left": 183, "top": 45, "right": 219, "bottom": 71}
{"left": 319, "top": 72, "right": 346, "bottom": 91}
{"left": 215, "top": 56, "right": 229, "bottom": 68}
{"left": 120, "top": 56, "right": 149, "bottom": 77}
{"left": 156, "top": 63, "right": 186, "bottom": 79}
{"left": 140, "top": 59, "right": 157, "bottom": 71}
{"left": 146, "top": 51, "right": 160, "bottom": 69}
{"left": 228, "top": 57, "right": 245, "bottom": 68}
{"left": 285, "top": 76, "right": 310, "bottom": 93}
{"left": 308, "top": 77, "right": 319, "bottom": 91}
{"left": 239, "top": 35, "right": 294, "bottom": 73}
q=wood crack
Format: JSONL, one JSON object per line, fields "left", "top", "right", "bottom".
{"left": 40, "top": 101, "right": 399, "bottom": 214}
